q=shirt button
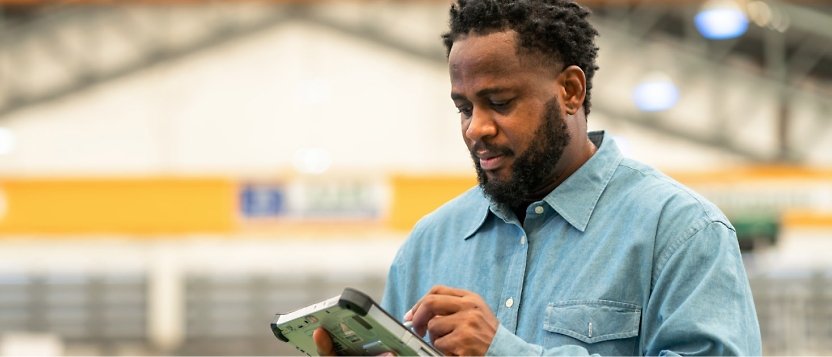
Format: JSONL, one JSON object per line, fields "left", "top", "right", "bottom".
{"left": 505, "top": 298, "right": 514, "bottom": 308}
{"left": 534, "top": 206, "right": 544, "bottom": 214}
{"left": 520, "top": 236, "right": 526, "bottom": 245}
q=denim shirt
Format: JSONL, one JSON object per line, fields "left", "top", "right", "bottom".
{"left": 382, "top": 131, "right": 762, "bottom": 356}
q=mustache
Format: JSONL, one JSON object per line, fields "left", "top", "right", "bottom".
{"left": 470, "top": 141, "right": 513, "bottom": 157}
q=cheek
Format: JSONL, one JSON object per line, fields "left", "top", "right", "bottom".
{"left": 499, "top": 119, "right": 534, "bottom": 150}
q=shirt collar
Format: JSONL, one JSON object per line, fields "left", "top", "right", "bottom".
{"left": 464, "top": 130, "right": 622, "bottom": 239}
{"left": 462, "top": 190, "right": 491, "bottom": 240}
{"left": 543, "top": 130, "right": 622, "bottom": 232}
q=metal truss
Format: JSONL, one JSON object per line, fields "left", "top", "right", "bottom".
{"left": 587, "top": 1, "right": 832, "bottom": 163}
{"left": 0, "top": 3, "right": 293, "bottom": 119}
{"left": 294, "top": 1, "right": 832, "bottom": 163}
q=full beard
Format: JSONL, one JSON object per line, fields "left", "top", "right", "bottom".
{"left": 471, "top": 97, "right": 571, "bottom": 208}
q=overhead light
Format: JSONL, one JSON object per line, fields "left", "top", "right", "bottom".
{"left": 292, "top": 147, "right": 332, "bottom": 175}
{"left": 768, "top": 4, "right": 790, "bottom": 32}
{"left": 694, "top": 0, "right": 749, "bottom": 40}
{"left": 746, "top": 1, "right": 772, "bottom": 27}
{"left": 0, "top": 127, "right": 16, "bottom": 155}
{"left": 746, "top": 1, "right": 790, "bottom": 32}
{"left": 632, "top": 72, "right": 680, "bottom": 112}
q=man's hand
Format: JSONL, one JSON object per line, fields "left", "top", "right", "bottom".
{"left": 406, "top": 285, "right": 499, "bottom": 356}
{"left": 313, "top": 327, "right": 337, "bottom": 356}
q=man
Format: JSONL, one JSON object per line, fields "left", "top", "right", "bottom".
{"left": 315, "top": 0, "right": 762, "bottom": 355}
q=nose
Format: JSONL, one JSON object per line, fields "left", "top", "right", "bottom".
{"left": 464, "top": 108, "right": 497, "bottom": 142}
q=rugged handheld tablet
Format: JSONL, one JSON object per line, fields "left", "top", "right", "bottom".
{"left": 271, "top": 288, "right": 442, "bottom": 356}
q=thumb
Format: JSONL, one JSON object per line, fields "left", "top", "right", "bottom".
{"left": 313, "top": 328, "right": 337, "bottom": 356}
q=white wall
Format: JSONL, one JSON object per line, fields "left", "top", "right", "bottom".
{"left": 5, "top": 13, "right": 829, "bottom": 177}
{"left": 0, "top": 20, "right": 467, "bottom": 176}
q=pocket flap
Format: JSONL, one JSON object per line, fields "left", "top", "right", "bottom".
{"left": 544, "top": 300, "right": 641, "bottom": 344}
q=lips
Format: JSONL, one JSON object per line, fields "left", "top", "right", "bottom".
{"left": 472, "top": 142, "right": 512, "bottom": 171}
{"left": 477, "top": 152, "right": 506, "bottom": 170}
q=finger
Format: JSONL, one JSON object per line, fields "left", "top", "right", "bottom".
{"left": 408, "top": 285, "right": 476, "bottom": 336}
{"left": 429, "top": 311, "right": 498, "bottom": 357}
{"left": 425, "top": 285, "right": 473, "bottom": 297}
{"left": 432, "top": 332, "right": 455, "bottom": 357}
{"left": 432, "top": 331, "right": 460, "bottom": 357}
{"left": 411, "top": 295, "right": 466, "bottom": 336}
{"left": 409, "top": 285, "right": 469, "bottom": 318}
{"left": 312, "top": 328, "right": 337, "bottom": 356}
{"left": 413, "top": 295, "right": 466, "bottom": 322}
{"left": 425, "top": 313, "right": 456, "bottom": 345}
{"left": 430, "top": 323, "right": 465, "bottom": 357}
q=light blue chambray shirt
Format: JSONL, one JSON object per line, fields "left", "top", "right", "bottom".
{"left": 381, "top": 131, "right": 762, "bottom": 356}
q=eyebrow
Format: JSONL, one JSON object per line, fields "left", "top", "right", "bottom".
{"left": 451, "top": 87, "right": 509, "bottom": 101}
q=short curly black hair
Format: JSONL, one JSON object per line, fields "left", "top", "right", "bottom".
{"left": 442, "top": 0, "right": 600, "bottom": 117}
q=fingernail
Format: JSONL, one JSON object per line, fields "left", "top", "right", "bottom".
{"left": 403, "top": 309, "right": 413, "bottom": 320}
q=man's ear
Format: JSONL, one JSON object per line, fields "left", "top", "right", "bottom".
{"left": 557, "top": 65, "right": 586, "bottom": 116}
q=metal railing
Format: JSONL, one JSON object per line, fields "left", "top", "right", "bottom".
{"left": 0, "top": 271, "right": 829, "bottom": 355}
{"left": 0, "top": 274, "right": 147, "bottom": 355}
{"left": 179, "top": 274, "right": 386, "bottom": 356}
{"left": 750, "top": 271, "right": 832, "bottom": 356}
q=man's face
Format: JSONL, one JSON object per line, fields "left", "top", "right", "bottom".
{"left": 472, "top": 98, "right": 570, "bottom": 207}
{"left": 449, "top": 31, "right": 572, "bottom": 207}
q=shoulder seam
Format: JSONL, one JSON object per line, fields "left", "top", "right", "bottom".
{"left": 617, "top": 161, "right": 730, "bottom": 226}
{"left": 613, "top": 161, "right": 736, "bottom": 288}
{"left": 652, "top": 219, "right": 711, "bottom": 288}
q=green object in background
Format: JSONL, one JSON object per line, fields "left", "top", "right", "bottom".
{"left": 730, "top": 215, "right": 779, "bottom": 252}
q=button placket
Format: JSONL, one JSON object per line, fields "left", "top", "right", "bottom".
{"left": 498, "top": 224, "right": 527, "bottom": 333}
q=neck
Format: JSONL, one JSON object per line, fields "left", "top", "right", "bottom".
{"left": 525, "top": 136, "right": 597, "bottom": 201}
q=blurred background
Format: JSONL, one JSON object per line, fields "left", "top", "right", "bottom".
{"left": 0, "top": 0, "right": 830, "bottom": 355}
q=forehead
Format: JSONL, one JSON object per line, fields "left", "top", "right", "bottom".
{"left": 449, "top": 31, "right": 523, "bottom": 80}
{"left": 448, "top": 31, "right": 555, "bottom": 93}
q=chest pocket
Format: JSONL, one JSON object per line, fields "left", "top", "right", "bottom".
{"left": 544, "top": 300, "right": 641, "bottom": 344}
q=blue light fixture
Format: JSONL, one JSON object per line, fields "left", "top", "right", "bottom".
{"left": 694, "top": 0, "right": 749, "bottom": 40}
{"left": 632, "top": 72, "right": 680, "bottom": 112}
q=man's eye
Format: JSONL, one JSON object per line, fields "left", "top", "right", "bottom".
{"left": 457, "top": 107, "right": 473, "bottom": 117}
{"left": 490, "top": 99, "right": 512, "bottom": 109}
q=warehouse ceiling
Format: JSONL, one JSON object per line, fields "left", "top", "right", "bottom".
{"left": 0, "top": 0, "right": 830, "bottom": 163}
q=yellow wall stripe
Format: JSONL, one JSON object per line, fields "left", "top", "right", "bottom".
{"left": 666, "top": 166, "right": 832, "bottom": 184}
{"left": 0, "top": 178, "right": 236, "bottom": 235}
{"left": 388, "top": 175, "right": 477, "bottom": 231}
{"left": 1, "top": 167, "right": 829, "bottom": 236}
{"left": 387, "top": 169, "right": 832, "bottom": 230}
{"left": 782, "top": 210, "right": 832, "bottom": 228}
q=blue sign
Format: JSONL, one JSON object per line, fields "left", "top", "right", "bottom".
{"left": 240, "top": 184, "right": 285, "bottom": 218}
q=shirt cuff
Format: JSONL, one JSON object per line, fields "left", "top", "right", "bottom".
{"left": 485, "top": 324, "right": 543, "bottom": 356}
